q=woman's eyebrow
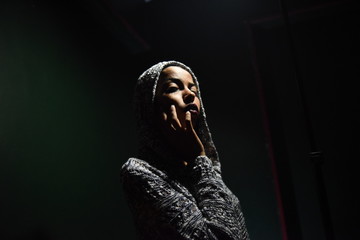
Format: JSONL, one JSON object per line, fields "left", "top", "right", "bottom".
{"left": 165, "top": 78, "right": 196, "bottom": 88}
{"left": 164, "top": 78, "right": 182, "bottom": 85}
{"left": 188, "top": 82, "right": 197, "bottom": 88}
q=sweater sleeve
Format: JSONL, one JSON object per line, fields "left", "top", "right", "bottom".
{"left": 188, "top": 156, "right": 250, "bottom": 239}
{"left": 121, "top": 157, "right": 250, "bottom": 240}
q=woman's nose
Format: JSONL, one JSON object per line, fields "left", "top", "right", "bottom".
{"left": 183, "top": 88, "right": 195, "bottom": 103}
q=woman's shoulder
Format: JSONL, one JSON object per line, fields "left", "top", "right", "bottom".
{"left": 121, "top": 157, "right": 167, "bottom": 180}
{"left": 121, "top": 158, "right": 151, "bottom": 175}
{"left": 122, "top": 157, "right": 149, "bottom": 170}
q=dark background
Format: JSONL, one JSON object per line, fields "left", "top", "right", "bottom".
{"left": 0, "top": 0, "right": 358, "bottom": 239}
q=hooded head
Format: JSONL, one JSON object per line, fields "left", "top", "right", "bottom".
{"left": 134, "top": 61, "right": 221, "bottom": 173}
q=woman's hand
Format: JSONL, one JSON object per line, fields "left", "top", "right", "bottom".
{"left": 161, "top": 105, "right": 205, "bottom": 163}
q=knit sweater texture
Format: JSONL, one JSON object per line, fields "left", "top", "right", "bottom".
{"left": 121, "top": 61, "right": 250, "bottom": 240}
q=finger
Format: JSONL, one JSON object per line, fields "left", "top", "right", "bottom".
{"left": 184, "top": 111, "right": 192, "bottom": 131}
{"left": 162, "top": 111, "right": 167, "bottom": 122}
{"left": 184, "top": 111, "right": 205, "bottom": 157}
{"left": 162, "top": 111, "right": 176, "bottom": 131}
{"left": 169, "top": 105, "right": 182, "bottom": 130}
{"left": 161, "top": 111, "right": 176, "bottom": 131}
{"left": 185, "top": 111, "right": 200, "bottom": 141}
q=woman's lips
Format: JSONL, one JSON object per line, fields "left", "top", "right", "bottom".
{"left": 185, "top": 104, "right": 199, "bottom": 115}
{"left": 189, "top": 109, "right": 198, "bottom": 115}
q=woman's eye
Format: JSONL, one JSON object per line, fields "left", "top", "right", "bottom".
{"left": 165, "top": 86, "right": 179, "bottom": 93}
{"left": 191, "top": 88, "right": 198, "bottom": 95}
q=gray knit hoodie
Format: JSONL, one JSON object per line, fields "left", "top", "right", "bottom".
{"left": 121, "top": 61, "right": 250, "bottom": 240}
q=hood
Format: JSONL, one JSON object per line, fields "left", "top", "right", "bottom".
{"left": 134, "top": 61, "right": 221, "bottom": 173}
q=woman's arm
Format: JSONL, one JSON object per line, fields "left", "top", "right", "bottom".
{"left": 188, "top": 155, "right": 249, "bottom": 239}
{"left": 121, "top": 158, "right": 249, "bottom": 240}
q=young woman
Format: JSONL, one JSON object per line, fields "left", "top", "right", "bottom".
{"left": 121, "top": 61, "right": 250, "bottom": 240}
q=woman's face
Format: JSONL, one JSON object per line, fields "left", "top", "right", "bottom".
{"left": 155, "top": 66, "right": 201, "bottom": 128}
